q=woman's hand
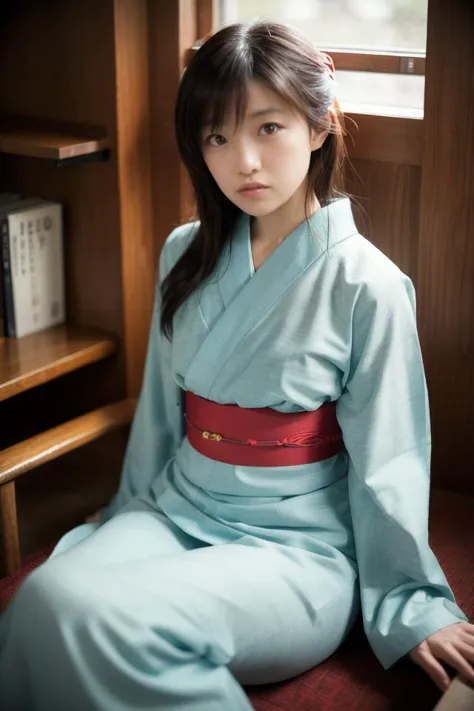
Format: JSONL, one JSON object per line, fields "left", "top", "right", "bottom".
{"left": 409, "top": 622, "right": 474, "bottom": 691}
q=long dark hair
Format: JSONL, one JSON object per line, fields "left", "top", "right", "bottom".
{"left": 161, "top": 21, "right": 346, "bottom": 337}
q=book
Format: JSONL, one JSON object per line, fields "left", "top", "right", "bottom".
{"left": 0, "top": 194, "right": 25, "bottom": 336}
{"left": 1, "top": 199, "right": 66, "bottom": 338}
{"left": 1, "top": 197, "right": 48, "bottom": 337}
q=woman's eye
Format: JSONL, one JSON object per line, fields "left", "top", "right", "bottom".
{"left": 205, "top": 134, "right": 227, "bottom": 147}
{"left": 260, "top": 123, "right": 281, "bottom": 136}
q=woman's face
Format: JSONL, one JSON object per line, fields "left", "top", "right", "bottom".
{"left": 201, "top": 80, "right": 326, "bottom": 218}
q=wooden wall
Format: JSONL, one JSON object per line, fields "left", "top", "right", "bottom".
{"left": 345, "top": 158, "right": 421, "bottom": 282}
{"left": 417, "top": 0, "right": 474, "bottom": 496}
{"left": 344, "top": 0, "right": 474, "bottom": 496}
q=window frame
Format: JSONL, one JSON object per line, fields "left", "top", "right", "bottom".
{"left": 189, "top": 42, "right": 426, "bottom": 77}
{"left": 318, "top": 49, "right": 425, "bottom": 76}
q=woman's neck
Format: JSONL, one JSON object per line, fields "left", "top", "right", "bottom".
{"left": 250, "top": 185, "right": 321, "bottom": 248}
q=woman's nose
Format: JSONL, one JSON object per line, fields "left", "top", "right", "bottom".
{"left": 236, "top": 140, "right": 262, "bottom": 175}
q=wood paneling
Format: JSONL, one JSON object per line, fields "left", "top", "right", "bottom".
{"left": 417, "top": 0, "right": 474, "bottom": 495}
{"left": 345, "top": 159, "right": 421, "bottom": 280}
{"left": 197, "top": 0, "right": 214, "bottom": 40}
{"left": 147, "top": 0, "right": 210, "bottom": 266}
{"left": 345, "top": 113, "right": 422, "bottom": 166}
{"left": 179, "top": 1, "right": 200, "bottom": 221}
{"left": 147, "top": 0, "right": 182, "bottom": 264}
{"left": 114, "top": 0, "right": 155, "bottom": 397}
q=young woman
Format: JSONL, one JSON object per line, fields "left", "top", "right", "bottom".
{"left": 0, "top": 21, "right": 472, "bottom": 711}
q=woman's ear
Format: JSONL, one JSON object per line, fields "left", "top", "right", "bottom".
{"left": 310, "top": 128, "right": 328, "bottom": 152}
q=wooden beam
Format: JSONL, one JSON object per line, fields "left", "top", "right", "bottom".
{"left": 0, "top": 481, "right": 21, "bottom": 576}
{"left": 178, "top": 1, "right": 199, "bottom": 220}
{"left": 417, "top": 0, "right": 474, "bottom": 495}
{"left": 148, "top": 0, "right": 211, "bottom": 262}
{"left": 197, "top": 0, "right": 214, "bottom": 40}
{"left": 114, "top": 0, "right": 155, "bottom": 398}
{"left": 0, "top": 399, "right": 136, "bottom": 486}
{"left": 187, "top": 45, "right": 425, "bottom": 76}
{"left": 322, "top": 49, "right": 425, "bottom": 76}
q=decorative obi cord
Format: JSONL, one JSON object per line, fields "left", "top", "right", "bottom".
{"left": 185, "top": 391, "right": 344, "bottom": 467}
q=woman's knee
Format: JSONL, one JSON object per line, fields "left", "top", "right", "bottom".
{"left": 17, "top": 559, "right": 102, "bottom": 625}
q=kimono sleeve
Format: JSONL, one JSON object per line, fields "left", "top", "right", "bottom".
{"left": 100, "top": 242, "right": 185, "bottom": 523}
{"left": 336, "top": 272, "right": 468, "bottom": 669}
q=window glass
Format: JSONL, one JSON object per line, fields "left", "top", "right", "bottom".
{"left": 336, "top": 71, "right": 424, "bottom": 115}
{"left": 217, "top": 0, "right": 428, "bottom": 52}
{"left": 216, "top": 0, "right": 428, "bottom": 112}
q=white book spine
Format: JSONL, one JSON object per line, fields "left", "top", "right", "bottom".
{"left": 7, "top": 203, "right": 66, "bottom": 338}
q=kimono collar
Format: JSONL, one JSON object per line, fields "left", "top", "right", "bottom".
{"left": 307, "top": 196, "right": 359, "bottom": 248}
{"left": 188, "top": 198, "right": 359, "bottom": 397}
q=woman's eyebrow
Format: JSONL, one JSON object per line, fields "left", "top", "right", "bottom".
{"left": 201, "top": 107, "right": 283, "bottom": 134}
{"left": 247, "top": 107, "right": 283, "bottom": 119}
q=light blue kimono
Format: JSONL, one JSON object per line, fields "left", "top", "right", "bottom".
{"left": 0, "top": 198, "right": 467, "bottom": 710}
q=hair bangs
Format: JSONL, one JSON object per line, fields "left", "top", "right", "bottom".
{"left": 205, "top": 78, "right": 249, "bottom": 136}
{"left": 182, "top": 34, "right": 253, "bottom": 143}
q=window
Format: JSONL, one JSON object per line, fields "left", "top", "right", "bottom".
{"left": 216, "top": 0, "right": 428, "bottom": 115}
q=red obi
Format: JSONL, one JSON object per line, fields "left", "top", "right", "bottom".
{"left": 185, "top": 391, "right": 344, "bottom": 467}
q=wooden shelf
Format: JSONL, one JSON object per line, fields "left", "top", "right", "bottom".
{"left": 0, "top": 117, "right": 109, "bottom": 160}
{"left": 0, "top": 325, "right": 117, "bottom": 402}
{"left": 0, "top": 398, "right": 136, "bottom": 485}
